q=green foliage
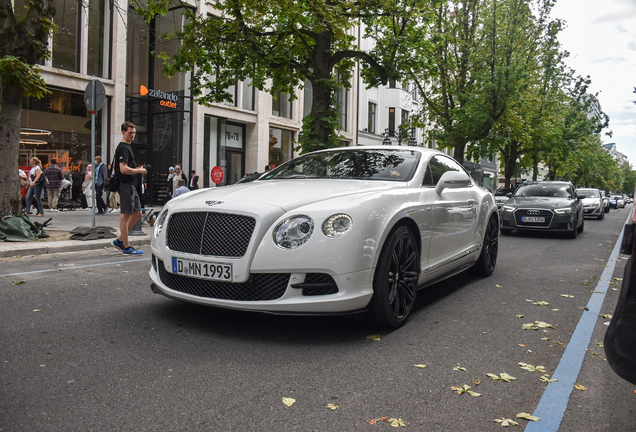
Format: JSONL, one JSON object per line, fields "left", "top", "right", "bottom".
{"left": 0, "top": 56, "right": 50, "bottom": 98}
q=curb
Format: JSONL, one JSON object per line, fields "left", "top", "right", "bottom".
{"left": 0, "top": 236, "right": 151, "bottom": 258}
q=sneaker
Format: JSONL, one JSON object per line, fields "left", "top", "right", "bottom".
{"left": 113, "top": 239, "right": 125, "bottom": 252}
{"left": 55, "top": 209, "right": 60, "bottom": 212}
{"left": 123, "top": 246, "right": 143, "bottom": 255}
{"left": 49, "top": 209, "right": 54, "bottom": 212}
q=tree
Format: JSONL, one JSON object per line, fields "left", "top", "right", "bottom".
{"left": 144, "top": 0, "right": 426, "bottom": 153}
{"left": 407, "top": 0, "right": 556, "bottom": 164}
{"left": 0, "top": 0, "right": 55, "bottom": 215}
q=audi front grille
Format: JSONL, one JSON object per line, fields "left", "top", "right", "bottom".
{"left": 166, "top": 212, "right": 256, "bottom": 257}
{"left": 514, "top": 208, "right": 554, "bottom": 227}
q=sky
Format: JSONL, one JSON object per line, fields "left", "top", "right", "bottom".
{"left": 551, "top": 0, "right": 636, "bottom": 166}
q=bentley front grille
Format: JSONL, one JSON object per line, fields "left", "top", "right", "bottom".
{"left": 166, "top": 212, "right": 256, "bottom": 257}
{"left": 157, "top": 259, "right": 290, "bottom": 301}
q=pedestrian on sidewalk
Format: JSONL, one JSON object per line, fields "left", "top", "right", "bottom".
{"left": 81, "top": 165, "right": 93, "bottom": 209}
{"left": 172, "top": 179, "right": 190, "bottom": 198}
{"left": 25, "top": 157, "right": 45, "bottom": 217}
{"left": 45, "top": 159, "right": 65, "bottom": 212}
{"left": 112, "top": 121, "right": 146, "bottom": 255}
{"left": 94, "top": 156, "right": 109, "bottom": 214}
{"left": 189, "top": 170, "right": 199, "bottom": 190}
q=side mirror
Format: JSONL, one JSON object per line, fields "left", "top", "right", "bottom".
{"left": 577, "top": 194, "right": 586, "bottom": 200}
{"left": 506, "top": 192, "right": 512, "bottom": 198}
{"left": 435, "top": 170, "right": 471, "bottom": 195}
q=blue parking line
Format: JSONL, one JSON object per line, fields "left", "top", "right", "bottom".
{"left": 1, "top": 257, "right": 150, "bottom": 278}
{"left": 525, "top": 214, "right": 628, "bottom": 432}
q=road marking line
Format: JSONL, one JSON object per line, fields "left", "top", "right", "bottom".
{"left": 1, "top": 257, "right": 150, "bottom": 278}
{"left": 525, "top": 214, "right": 629, "bottom": 432}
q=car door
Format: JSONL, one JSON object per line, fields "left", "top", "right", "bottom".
{"left": 424, "top": 155, "right": 478, "bottom": 271}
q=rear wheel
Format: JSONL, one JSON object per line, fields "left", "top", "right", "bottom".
{"left": 468, "top": 215, "right": 498, "bottom": 276}
{"left": 369, "top": 226, "right": 420, "bottom": 328}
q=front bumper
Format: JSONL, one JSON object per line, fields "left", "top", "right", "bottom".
{"left": 500, "top": 207, "right": 575, "bottom": 232}
{"left": 583, "top": 204, "right": 603, "bottom": 217}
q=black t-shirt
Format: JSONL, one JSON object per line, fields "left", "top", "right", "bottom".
{"left": 114, "top": 141, "right": 138, "bottom": 184}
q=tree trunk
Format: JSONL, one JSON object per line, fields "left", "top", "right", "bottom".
{"left": 0, "top": 85, "right": 24, "bottom": 216}
{"left": 503, "top": 141, "right": 518, "bottom": 189}
{"left": 452, "top": 138, "right": 469, "bottom": 164}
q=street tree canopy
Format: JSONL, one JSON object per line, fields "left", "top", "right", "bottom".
{"left": 143, "top": 0, "right": 428, "bottom": 153}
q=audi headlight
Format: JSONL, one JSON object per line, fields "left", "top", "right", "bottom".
{"left": 554, "top": 207, "right": 571, "bottom": 214}
{"left": 322, "top": 214, "right": 353, "bottom": 238}
{"left": 273, "top": 215, "right": 314, "bottom": 249}
{"left": 153, "top": 209, "right": 168, "bottom": 238}
{"left": 502, "top": 205, "right": 515, "bottom": 213}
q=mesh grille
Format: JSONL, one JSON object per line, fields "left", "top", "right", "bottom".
{"left": 157, "top": 259, "right": 289, "bottom": 301}
{"left": 514, "top": 209, "right": 553, "bottom": 228}
{"left": 166, "top": 212, "right": 256, "bottom": 257}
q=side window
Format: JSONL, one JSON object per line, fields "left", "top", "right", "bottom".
{"left": 428, "top": 155, "right": 463, "bottom": 185}
{"left": 422, "top": 162, "right": 434, "bottom": 187}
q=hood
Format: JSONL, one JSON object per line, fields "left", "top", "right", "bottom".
{"left": 507, "top": 196, "right": 575, "bottom": 209}
{"left": 166, "top": 179, "right": 402, "bottom": 213}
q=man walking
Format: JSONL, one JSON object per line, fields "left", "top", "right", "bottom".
{"left": 173, "top": 179, "right": 190, "bottom": 198}
{"left": 189, "top": 169, "right": 199, "bottom": 190}
{"left": 45, "top": 159, "right": 64, "bottom": 212}
{"left": 112, "top": 121, "right": 146, "bottom": 255}
{"left": 94, "top": 155, "right": 108, "bottom": 215}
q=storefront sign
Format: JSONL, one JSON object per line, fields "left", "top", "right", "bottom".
{"left": 224, "top": 124, "right": 243, "bottom": 149}
{"left": 211, "top": 166, "right": 224, "bottom": 184}
{"left": 140, "top": 85, "right": 179, "bottom": 109}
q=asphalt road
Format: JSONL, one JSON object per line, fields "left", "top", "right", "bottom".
{"left": 1, "top": 206, "right": 635, "bottom": 431}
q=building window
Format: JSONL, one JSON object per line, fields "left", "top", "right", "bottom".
{"left": 272, "top": 89, "right": 292, "bottom": 119}
{"left": 303, "top": 80, "right": 312, "bottom": 118}
{"left": 411, "top": 83, "right": 418, "bottom": 101}
{"left": 336, "top": 70, "right": 348, "bottom": 131}
{"left": 368, "top": 102, "right": 376, "bottom": 134}
{"left": 224, "top": 80, "right": 238, "bottom": 107}
{"left": 402, "top": 109, "right": 409, "bottom": 125}
{"left": 52, "top": 0, "right": 81, "bottom": 72}
{"left": 242, "top": 78, "right": 254, "bottom": 110}
{"left": 87, "top": 0, "right": 111, "bottom": 77}
{"left": 388, "top": 108, "right": 396, "bottom": 135}
{"left": 269, "top": 127, "right": 293, "bottom": 167}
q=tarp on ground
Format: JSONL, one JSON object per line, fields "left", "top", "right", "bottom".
{"left": 0, "top": 213, "right": 50, "bottom": 242}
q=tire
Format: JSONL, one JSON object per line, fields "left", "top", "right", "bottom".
{"left": 568, "top": 218, "right": 578, "bottom": 239}
{"left": 468, "top": 215, "right": 498, "bottom": 276}
{"left": 368, "top": 226, "right": 420, "bottom": 328}
{"left": 578, "top": 217, "right": 585, "bottom": 233}
{"left": 605, "top": 205, "right": 610, "bottom": 213}
{"left": 598, "top": 211, "right": 604, "bottom": 220}
{"left": 500, "top": 227, "right": 512, "bottom": 236}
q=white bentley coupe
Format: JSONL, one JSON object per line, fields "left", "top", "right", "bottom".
{"left": 150, "top": 146, "right": 499, "bottom": 327}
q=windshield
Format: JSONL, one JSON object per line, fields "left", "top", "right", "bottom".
{"left": 261, "top": 149, "right": 421, "bottom": 182}
{"left": 495, "top": 188, "right": 512, "bottom": 196}
{"left": 577, "top": 189, "right": 600, "bottom": 198}
{"left": 514, "top": 184, "right": 572, "bottom": 198}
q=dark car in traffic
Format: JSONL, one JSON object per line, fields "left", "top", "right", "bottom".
{"left": 605, "top": 208, "right": 636, "bottom": 385}
{"left": 500, "top": 181, "right": 585, "bottom": 238}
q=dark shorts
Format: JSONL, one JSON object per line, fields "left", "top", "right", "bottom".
{"left": 118, "top": 182, "right": 141, "bottom": 214}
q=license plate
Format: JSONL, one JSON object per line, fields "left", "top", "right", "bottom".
{"left": 521, "top": 216, "right": 545, "bottom": 223}
{"left": 172, "top": 257, "right": 232, "bottom": 281}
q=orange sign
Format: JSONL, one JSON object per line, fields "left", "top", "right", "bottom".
{"left": 140, "top": 85, "right": 178, "bottom": 109}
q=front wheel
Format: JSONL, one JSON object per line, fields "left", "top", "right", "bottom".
{"left": 468, "top": 215, "right": 498, "bottom": 276}
{"left": 598, "top": 211, "right": 604, "bottom": 220}
{"left": 578, "top": 217, "right": 585, "bottom": 233}
{"left": 568, "top": 218, "right": 578, "bottom": 239}
{"left": 368, "top": 226, "right": 420, "bottom": 328}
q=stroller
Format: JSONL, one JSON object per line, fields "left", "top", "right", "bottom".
{"left": 56, "top": 178, "right": 76, "bottom": 211}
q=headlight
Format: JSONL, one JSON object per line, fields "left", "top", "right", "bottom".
{"left": 554, "top": 207, "right": 571, "bottom": 214}
{"left": 273, "top": 215, "right": 314, "bottom": 249}
{"left": 153, "top": 209, "right": 168, "bottom": 238}
{"left": 502, "top": 205, "right": 515, "bottom": 213}
{"left": 322, "top": 214, "right": 353, "bottom": 238}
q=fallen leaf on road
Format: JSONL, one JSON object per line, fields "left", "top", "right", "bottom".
{"left": 496, "top": 284, "right": 502, "bottom": 288}
{"left": 11, "top": 281, "right": 26, "bottom": 285}
{"left": 325, "top": 404, "right": 339, "bottom": 410}
{"left": 367, "top": 335, "right": 381, "bottom": 341}
{"left": 552, "top": 309, "right": 560, "bottom": 311}
{"left": 574, "top": 383, "right": 587, "bottom": 391}
{"left": 599, "top": 314, "right": 613, "bottom": 319}
{"left": 561, "top": 294, "right": 575, "bottom": 298}
{"left": 453, "top": 366, "right": 467, "bottom": 371}
{"left": 540, "top": 338, "right": 550, "bottom": 341}
{"left": 282, "top": 397, "right": 295, "bottom": 407}
{"left": 366, "top": 417, "right": 388, "bottom": 425}
{"left": 413, "top": 364, "right": 427, "bottom": 369}
{"left": 32, "top": 309, "right": 41, "bottom": 312}
{"left": 494, "top": 417, "right": 519, "bottom": 427}
{"left": 519, "top": 363, "right": 546, "bottom": 373}
{"left": 553, "top": 341, "right": 565, "bottom": 346}
{"left": 518, "top": 344, "right": 526, "bottom": 346}
{"left": 472, "top": 378, "right": 481, "bottom": 385}
{"left": 487, "top": 373, "right": 516, "bottom": 382}
{"left": 580, "top": 307, "right": 589, "bottom": 311}
{"left": 596, "top": 342, "right": 604, "bottom": 347}
{"left": 389, "top": 418, "right": 406, "bottom": 427}
{"left": 122, "top": 271, "right": 128, "bottom": 273}
{"left": 516, "top": 412, "right": 540, "bottom": 421}
{"left": 516, "top": 314, "right": 524, "bottom": 318}
{"left": 540, "top": 374, "right": 558, "bottom": 383}
{"left": 533, "top": 301, "right": 549, "bottom": 306}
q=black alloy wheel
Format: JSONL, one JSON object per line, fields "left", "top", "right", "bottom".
{"left": 369, "top": 226, "right": 420, "bottom": 328}
{"left": 468, "top": 215, "right": 498, "bottom": 276}
{"left": 568, "top": 217, "right": 578, "bottom": 239}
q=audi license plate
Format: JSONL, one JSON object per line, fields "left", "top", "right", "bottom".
{"left": 172, "top": 257, "right": 232, "bottom": 281}
{"left": 521, "top": 216, "right": 545, "bottom": 223}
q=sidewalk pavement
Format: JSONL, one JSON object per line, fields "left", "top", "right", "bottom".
{"left": 0, "top": 206, "right": 162, "bottom": 258}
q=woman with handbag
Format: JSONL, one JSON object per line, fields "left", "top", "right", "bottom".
{"left": 81, "top": 164, "right": 94, "bottom": 209}
{"left": 25, "top": 157, "right": 45, "bottom": 217}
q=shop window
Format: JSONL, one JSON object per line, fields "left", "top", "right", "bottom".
{"left": 269, "top": 127, "right": 293, "bottom": 168}
{"left": 272, "top": 89, "right": 292, "bottom": 119}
